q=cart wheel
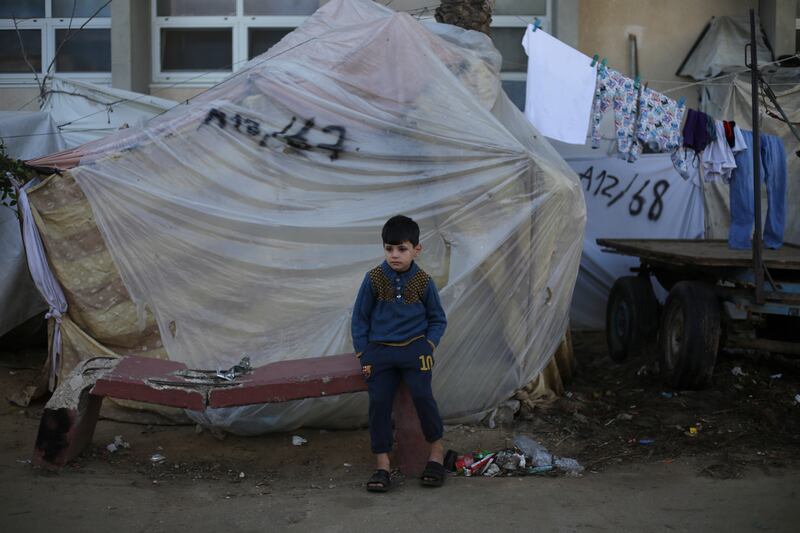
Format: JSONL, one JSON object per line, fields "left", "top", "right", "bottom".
{"left": 606, "top": 276, "right": 660, "bottom": 362}
{"left": 659, "top": 281, "right": 720, "bottom": 390}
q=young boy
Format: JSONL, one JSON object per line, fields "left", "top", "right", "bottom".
{"left": 351, "top": 215, "right": 447, "bottom": 492}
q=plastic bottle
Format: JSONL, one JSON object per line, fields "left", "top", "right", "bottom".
{"left": 513, "top": 434, "right": 552, "bottom": 467}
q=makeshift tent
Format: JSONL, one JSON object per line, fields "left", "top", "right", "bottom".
{"left": 24, "top": 0, "right": 585, "bottom": 433}
{"left": 677, "top": 16, "right": 772, "bottom": 81}
{"left": 1, "top": 81, "right": 174, "bottom": 339}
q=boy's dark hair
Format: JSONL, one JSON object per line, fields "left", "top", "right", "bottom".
{"left": 382, "top": 215, "right": 420, "bottom": 246}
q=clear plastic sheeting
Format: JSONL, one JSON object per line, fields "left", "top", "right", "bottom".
{"left": 61, "top": 0, "right": 584, "bottom": 433}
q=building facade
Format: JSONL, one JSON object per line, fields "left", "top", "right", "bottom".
{"left": 0, "top": 1, "right": 796, "bottom": 113}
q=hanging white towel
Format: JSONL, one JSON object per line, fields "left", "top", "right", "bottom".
{"left": 521, "top": 26, "right": 597, "bottom": 144}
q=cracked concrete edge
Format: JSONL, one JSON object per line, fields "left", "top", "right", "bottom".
{"left": 45, "top": 356, "right": 121, "bottom": 411}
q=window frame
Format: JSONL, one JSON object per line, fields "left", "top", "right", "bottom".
{"left": 150, "top": 0, "right": 312, "bottom": 86}
{"left": 490, "top": 1, "right": 553, "bottom": 78}
{"left": 149, "top": 0, "right": 551, "bottom": 88}
{"left": 0, "top": 1, "right": 111, "bottom": 86}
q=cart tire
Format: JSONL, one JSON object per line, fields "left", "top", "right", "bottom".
{"left": 659, "top": 281, "right": 720, "bottom": 390}
{"left": 606, "top": 276, "right": 660, "bottom": 362}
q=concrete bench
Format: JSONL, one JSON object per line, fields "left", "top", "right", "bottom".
{"left": 33, "top": 354, "right": 429, "bottom": 475}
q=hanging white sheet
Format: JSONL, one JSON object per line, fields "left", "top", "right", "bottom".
{"left": 17, "top": 184, "right": 68, "bottom": 389}
{"left": 522, "top": 26, "right": 596, "bottom": 144}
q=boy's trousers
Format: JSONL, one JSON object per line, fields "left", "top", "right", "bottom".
{"left": 360, "top": 337, "right": 443, "bottom": 454}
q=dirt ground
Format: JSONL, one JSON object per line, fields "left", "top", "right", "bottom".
{"left": 1, "top": 333, "right": 799, "bottom": 532}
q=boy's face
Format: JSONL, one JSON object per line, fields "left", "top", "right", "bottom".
{"left": 383, "top": 241, "right": 421, "bottom": 272}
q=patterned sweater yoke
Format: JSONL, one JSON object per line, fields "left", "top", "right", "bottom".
{"left": 368, "top": 265, "right": 431, "bottom": 304}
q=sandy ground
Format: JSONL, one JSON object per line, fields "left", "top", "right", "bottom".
{"left": 1, "top": 333, "right": 799, "bottom": 532}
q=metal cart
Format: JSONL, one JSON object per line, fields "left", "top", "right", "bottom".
{"left": 598, "top": 238, "right": 800, "bottom": 389}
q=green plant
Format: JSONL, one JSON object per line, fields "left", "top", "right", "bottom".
{"left": 1, "top": 141, "right": 36, "bottom": 217}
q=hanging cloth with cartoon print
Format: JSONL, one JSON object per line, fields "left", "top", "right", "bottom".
{"left": 591, "top": 67, "right": 685, "bottom": 163}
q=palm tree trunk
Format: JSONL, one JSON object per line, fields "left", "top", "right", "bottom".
{"left": 434, "top": 0, "right": 493, "bottom": 36}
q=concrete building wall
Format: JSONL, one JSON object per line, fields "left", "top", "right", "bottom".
{"left": 112, "top": 0, "right": 151, "bottom": 93}
{"left": 152, "top": 87, "right": 206, "bottom": 103}
{"left": 760, "top": 0, "right": 797, "bottom": 58}
{"left": 1, "top": 88, "right": 40, "bottom": 111}
{"left": 578, "top": 0, "right": 759, "bottom": 108}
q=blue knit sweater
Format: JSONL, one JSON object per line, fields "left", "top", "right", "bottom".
{"left": 351, "top": 260, "right": 447, "bottom": 354}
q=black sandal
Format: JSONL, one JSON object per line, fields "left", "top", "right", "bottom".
{"left": 421, "top": 461, "right": 446, "bottom": 487}
{"left": 366, "top": 469, "right": 391, "bottom": 492}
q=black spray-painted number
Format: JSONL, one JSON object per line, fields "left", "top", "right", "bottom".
{"left": 202, "top": 108, "right": 347, "bottom": 161}
{"left": 578, "top": 165, "right": 670, "bottom": 222}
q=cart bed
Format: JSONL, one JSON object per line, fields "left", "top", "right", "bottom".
{"left": 597, "top": 239, "right": 800, "bottom": 270}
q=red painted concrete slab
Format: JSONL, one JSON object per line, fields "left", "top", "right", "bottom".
{"left": 209, "top": 353, "right": 366, "bottom": 408}
{"left": 393, "top": 382, "right": 429, "bottom": 478}
{"left": 92, "top": 356, "right": 206, "bottom": 410}
{"left": 33, "top": 395, "right": 103, "bottom": 469}
{"left": 38, "top": 353, "right": 426, "bottom": 474}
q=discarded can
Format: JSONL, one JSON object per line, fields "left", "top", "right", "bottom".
{"left": 638, "top": 438, "right": 655, "bottom": 445}
{"left": 455, "top": 454, "right": 474, "bottom": 474}
{"left": 687, "top": 427, "right": 699, "bottom": 437}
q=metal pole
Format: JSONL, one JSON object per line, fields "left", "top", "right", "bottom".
{"left": 749, "top": 8, "right": 764, "bottom": 304}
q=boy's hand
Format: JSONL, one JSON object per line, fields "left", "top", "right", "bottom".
{"left": 356, "top": 352, "right": 362, "bottom": 358}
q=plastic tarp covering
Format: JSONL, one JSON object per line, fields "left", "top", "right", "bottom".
{"left": 0, "top": 197, "right": 47, "bottom": 337}
{"left": 677, "top": 16, "right": 772, "bottom": 81}
{"left": 700, "top": 70, "right": 800, "bottom": 244}
{"left": 0, "top": 111, "right": 67, "bottom": 160}
{"left": 29, "top": 0, "right": 585, "bottom": 434}
{"left": 41, "top": 76, "right": 177, "bottom": 147}
{"left": 0, "top": 111, "right": 62, "bottom": 337}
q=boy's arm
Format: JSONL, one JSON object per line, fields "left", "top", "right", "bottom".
{"left": 423, "top": 279, "right": 447, "bottom": 350}
{"left": 351, "top": 273, "right": 375, "bottom": 356}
